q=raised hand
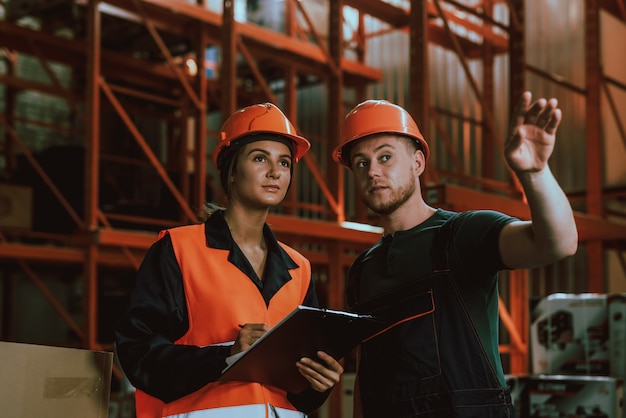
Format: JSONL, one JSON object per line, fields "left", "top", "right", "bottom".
{"left": 505, "top": 91, "right": 562, "bottom": 173}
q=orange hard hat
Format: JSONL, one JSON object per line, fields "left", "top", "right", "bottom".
{"left": 332, "top": 99, "right": 430, "bottom": 167}
{"left": 213, "top": 102, "right": 310, "bottom": 170}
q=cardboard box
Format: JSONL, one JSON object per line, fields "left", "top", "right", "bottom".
{"left": 511, "top": 375, "right": 624, "bottom": 418}
{"left": 530, "top": 293, "right": 609, "bottom": 375}
{"left": 0, "top": 341, "right": 113, "bottom": 418}
{"left": 0, "top": 184, "right": 33, "bottom": 229}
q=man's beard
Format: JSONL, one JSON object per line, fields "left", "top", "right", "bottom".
{"left": 362, "top": 177, "right": 416, "bottom": 215}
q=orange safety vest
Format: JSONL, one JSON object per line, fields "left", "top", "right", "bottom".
{"left": 135, "top": 223, "right": 312, "bottom": 418}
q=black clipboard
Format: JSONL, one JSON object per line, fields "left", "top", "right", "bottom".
{"left": 218, "top": 305, "right": 383, "bottom": 393}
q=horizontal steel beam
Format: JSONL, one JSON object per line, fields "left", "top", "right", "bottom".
{"left": 434, "top": 184, "right": 626, "bottom": 243}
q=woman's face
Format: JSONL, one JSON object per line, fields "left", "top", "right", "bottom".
{"left": 229, "top": 139, "right": 293, "bottom": 209}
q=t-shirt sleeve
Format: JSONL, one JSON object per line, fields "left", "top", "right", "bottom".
{"left": 452, "top": 210, "right": 518, "bottom": 278}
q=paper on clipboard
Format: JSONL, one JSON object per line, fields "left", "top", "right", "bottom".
{"left": 219, "top": 305, "right": 383, "bottom": 393}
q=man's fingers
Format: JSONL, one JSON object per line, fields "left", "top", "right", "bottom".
{"left": 535, "top": 98, "right": 559, "bottom": 128}
{"left": 524, "top": 98, "right": 546, "bottom": 125}
{"left": 511, "top": 91, "right": 532, "bottom": 130}
{"left": 545, "top": 108, "right": 562, "bottom": 135}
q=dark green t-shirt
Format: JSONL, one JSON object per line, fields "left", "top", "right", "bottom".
{"left": 347, "top": 208, "right": 517, "bottom": 387}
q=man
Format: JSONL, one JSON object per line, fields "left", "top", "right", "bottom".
{"left": 332, "top": 92, "right": 578, "bottom": 417}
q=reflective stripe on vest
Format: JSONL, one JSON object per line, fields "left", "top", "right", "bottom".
{"left": 165, "top": 403, "right": 306, "bottom": 418}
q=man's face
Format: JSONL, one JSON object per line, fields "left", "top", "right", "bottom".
{"left": 349, "top": 134, "right": 420, "bottom": 215}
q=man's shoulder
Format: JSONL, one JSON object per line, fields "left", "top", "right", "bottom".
{"left": 424, "top": 209, "right": 517, "bottom": 249}
{"left": 419, "top": 208, "right": 459, "bottom": 230}
{"left": 451, "top": 209, "right": 518, "bottom": 249}
{"left": 436, "top": 208, "right": 511, "bottom": 221}
{"left": 455, "top": 209, "right": 517, "bottom": 227}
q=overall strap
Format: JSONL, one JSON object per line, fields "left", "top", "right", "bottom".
{"left": 431, "top": 213, "right": 460, "bottom": 273}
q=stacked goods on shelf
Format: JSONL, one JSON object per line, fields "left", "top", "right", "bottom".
{"left": 530, "top": 293, "right": 610, "bottom": 376}
{"left": 507, "top": 374, "right": 622, "bottom": 418}
{"left": 507, "top": 293, "right": 626, "bottom": 418}
{"left": 609, "top": 294, "right": 626, "bottom": 379}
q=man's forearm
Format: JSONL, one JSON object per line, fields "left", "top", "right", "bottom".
{"left": 517, "top": 166, "right": 578, "bottom": 259}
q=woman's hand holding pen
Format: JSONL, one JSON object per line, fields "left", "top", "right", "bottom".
{"left": 231, "top": 323, "right": 268, "bottom": 356}
{"left": 296, "top": 351, "right": 344, "bottom": 392}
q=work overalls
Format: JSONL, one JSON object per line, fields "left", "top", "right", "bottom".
{"left": 350, "top": 215, "right": 515, "bottom": 417}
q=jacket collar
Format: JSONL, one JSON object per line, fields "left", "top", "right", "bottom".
{"left": 204, "top": 209, "right": 298, "bottom": 270}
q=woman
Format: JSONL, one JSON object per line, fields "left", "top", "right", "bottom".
{"left": 115, "top": 102, "right": 344, "bottom": 418}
